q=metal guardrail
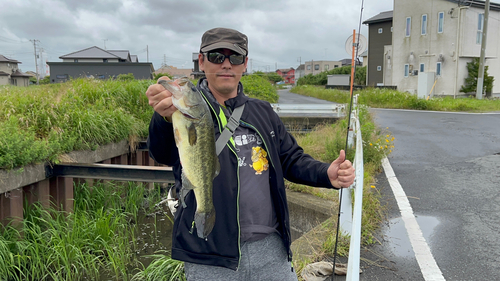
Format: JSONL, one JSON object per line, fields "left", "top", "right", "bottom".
{"left": 270, "top": 103, "right": 346, "bottom": 118}
{"left": 46, "top": 163, "right": 175, "bottom": 183}
{"left": 338, "top": 95, "right": 364, "bottom": 280}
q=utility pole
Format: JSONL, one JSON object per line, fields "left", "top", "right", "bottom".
{"left": 147, "top": 45, "right": 149, "bottom": 62}
{"left": 30, "top": 39, "right": 40, "bottom": 85}
{"left": 476, "top": 0, "right": 490, "bottom": 99}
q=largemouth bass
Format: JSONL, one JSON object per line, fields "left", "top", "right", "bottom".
{"left": 159, "top": 77, "right": 220, "bottom": 239}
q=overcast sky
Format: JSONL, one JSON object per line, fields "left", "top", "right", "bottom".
{"left": 0, "top": 0, "right": 394, "bottom": 74}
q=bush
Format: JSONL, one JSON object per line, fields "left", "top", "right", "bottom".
{"left": 116, "top": 73, "right": 135, "bottom": 81}
{"left": 240, "top": 74, "right": 279, "bottom": 103}
{"left": 460, "top": 57, "right": 494, "bottom": 95}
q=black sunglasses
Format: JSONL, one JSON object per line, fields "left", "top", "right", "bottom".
{"left": 204, "top": 51, "right": 245, "bottom": 65}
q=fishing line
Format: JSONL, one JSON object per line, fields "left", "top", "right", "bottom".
{"left": 331, "top": 0, "right": 364, "bottom": 279}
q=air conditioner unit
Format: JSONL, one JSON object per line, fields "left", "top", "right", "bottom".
{"left": 412, "top": 70, "right": 419, "bottom": 76}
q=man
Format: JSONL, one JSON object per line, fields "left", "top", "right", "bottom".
{"left": 146, "top": 27, "right": 355, "bottom": 281}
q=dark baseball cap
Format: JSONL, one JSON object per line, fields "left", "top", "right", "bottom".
{"left": 200, "top": 27, "right": 248, "bottom": 56}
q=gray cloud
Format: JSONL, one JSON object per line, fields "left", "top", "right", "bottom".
{"left": 0, "top": 0, "right": 395, "bottom": 73}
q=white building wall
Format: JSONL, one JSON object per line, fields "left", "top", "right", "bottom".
{"left": 0, "top": 76, "right": 9, "bottom": 85}
{"left": 392, "top": 0, "right": 500, "bottom": 96}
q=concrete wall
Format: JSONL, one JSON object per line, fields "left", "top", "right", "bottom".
{"left": 0, "top": 76, "right": 9, "bottom": 85}
{"left": 327, "top": 74, "right": 350, "bottom": 86}
{"left": 48, "top": 62, "right": 154, "bottom": 82}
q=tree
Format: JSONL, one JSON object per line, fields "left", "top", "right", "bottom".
{"left": 460, "top": 57, "right": 494, "bottom": 95}
{"left": 153, "top": 72, "right": 173, "bottom": 80}
{"left": 266, "top": 72, "right": 283, "bottom": 84}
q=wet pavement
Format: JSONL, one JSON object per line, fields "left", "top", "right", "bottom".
{"left": 362, "top": 108, "right": 500, "bottom": 280}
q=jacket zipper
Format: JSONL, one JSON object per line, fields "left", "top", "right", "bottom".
{"left": 200, "top": 91, "right": 242, "bottom": 270}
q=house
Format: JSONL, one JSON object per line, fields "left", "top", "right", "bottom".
{"left": 295, "top": 64, "right": 306, "bottom": 84}
{"left": 276, "top": 68, "right": 295, "bottom": 84}
{"left": 155, "top": 65, "right": 194, "bottom": 79}
{"left": 339, "top": 58, "right": 362, "bottom": 66}
{"left": 362, "top": 11, "right": 393, "bottom": 86}
{"left": 304, "top": 60, "right": 342, "bottom": 75}
{"left": 360, "top": 50, "right": 368, "bottom": 67}
{"left": 0, "top": 55, "right": 31, "bottom": 86}
{"left": 47, "top": 46, "right": 154, "bottom": 83}
{"left": 383, "top": 0, "right": 500, "bottom": 96}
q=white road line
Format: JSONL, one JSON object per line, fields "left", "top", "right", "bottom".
{"left": 382, "top": 157, "right": 446, "bottom": 281}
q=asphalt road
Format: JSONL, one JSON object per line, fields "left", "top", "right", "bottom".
{"left": 365, "top": 109, "right": 500, "bottom": 281}
{"left": 278, "top": 89, "right": 500, "bottom": 280}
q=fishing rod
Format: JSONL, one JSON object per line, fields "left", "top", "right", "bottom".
{"left": 331, "top": 0, "right": 364, "bottom": 280}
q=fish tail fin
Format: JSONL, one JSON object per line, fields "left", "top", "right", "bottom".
{"left": 194, "top": 208, "right": 216, "bottom": 239}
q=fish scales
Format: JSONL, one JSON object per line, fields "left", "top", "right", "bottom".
{"left": 159, "top": 77, "right": 220, "bottom": 239}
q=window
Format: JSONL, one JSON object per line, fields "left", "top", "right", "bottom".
{"left": 74, "top": 59, "right": 78, "bottom": 62}
{"left": 391, "top": 26, "right": 393, "bottom": 32}
{"left": 56, "top": 74, "right": 68, "bottom": 79}
{"left": 438, "top": 12, "right": 444, "bottom": 33}
{"left": 477, "top": 13, "right": 484, "bottom": 44}
{"left": 378, "top": 28, "right": 383, "bottom": 34}
{"left": 406, "top": 17, "right": 411, "bottom": 37}
{"left": 420, "top": 63, "right": 425, "bottom": 73}
{"left": 98, "top": 75, "right": 105, "bottom": 79}
{"left": 334, "top": 65, "right": 339, "bottom": 68}
{"left": 404, "top": 64, "right": 410, "bottom": 77}
{"left": 103, "top": 59, "right": 108, "bottom": 63}
{"left": 325, "top": 64, "right": 329, "bottom": 70}
{"left": 377, "top": 66, "right": 382, "bottom": 71}
{"left": 436, "top": 62, "right": 442, "bottom": 76}
{"left": 422, "top": 14, "right": 427, "bottom": 35}
{"left": 314, "top": 64, "right": 319, "bottom": 70}
{"left": 307, "top": 65, "right": 311, "bottom": 70}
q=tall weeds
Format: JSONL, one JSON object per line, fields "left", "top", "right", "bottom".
{"left": 0, "top": 181, "right": 161, "bottom": 281}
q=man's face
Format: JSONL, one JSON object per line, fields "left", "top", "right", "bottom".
{"left": 199, "top": 48, "right": 248, "bottom": 99}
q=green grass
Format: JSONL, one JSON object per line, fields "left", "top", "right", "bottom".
{"left": 0, "top": 181, "right": 163, "bottom": 281}
{"left": 288, "top": 106, "right": 391, "bottom": 262}
{"left": 0, "top": 77, "right": 279, "bottom": 170}
{"left": 0, "top": 79, "right": 152, "bottom": 169}
{"left": 291, "top": 86, "right": 500, "bottom": 112}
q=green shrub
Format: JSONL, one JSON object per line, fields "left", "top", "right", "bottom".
{"left": 240, "top": 74, "right": 279, "bottom": 103}
{"left": 116, "top": 73, "right": 135, "bottom": 81}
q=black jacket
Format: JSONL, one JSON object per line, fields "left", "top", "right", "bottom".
{"left": 147, "top": 78, "right": 336, "bottom": 270}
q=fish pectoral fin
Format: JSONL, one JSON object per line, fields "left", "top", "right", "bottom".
{"left": 188, "top": 123, "right": 197, "bottom": 146}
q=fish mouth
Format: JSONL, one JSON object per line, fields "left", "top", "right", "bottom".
{"left": 181, "top": 111, "right": 197, "bottom": 120}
